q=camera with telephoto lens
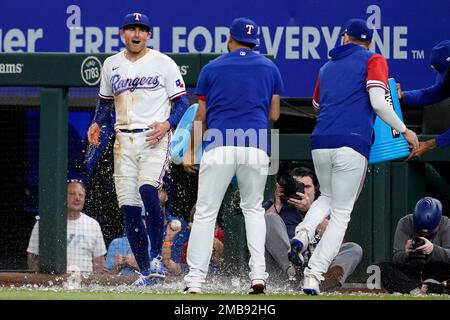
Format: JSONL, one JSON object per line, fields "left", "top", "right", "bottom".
{"left": 407, "top": 236, "right": 430, "bottom": 266}
{"left": 277, "top": 172, "right": 305, "bottom": 205}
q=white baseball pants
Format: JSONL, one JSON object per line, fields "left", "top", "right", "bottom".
{"left": 113, "top": 130, "right": 170, "bottom": 207}
{"left": 295, "top": 147, "right": 367, "bottom": 281}
{"left": 184, "top": 146, "right": 269, "bottom": 288}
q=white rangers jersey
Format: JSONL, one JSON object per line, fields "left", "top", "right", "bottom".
{"left": 99, "top": 49, "right": 186, "bottom": 130}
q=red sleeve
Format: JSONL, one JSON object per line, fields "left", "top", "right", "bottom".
{"left": 366, "top": 54, "right": 389, "bottom": 92}
{"left": 214, "top": 228, "right": 224, "bottom": 243}
{"left": 198, "top": 95, "right": 206, "bottom": 101}
{"left": 312, "top": 75, "right": 320, "bottom": 110}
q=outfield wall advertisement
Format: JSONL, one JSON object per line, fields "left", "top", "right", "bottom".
{"left": 0, "top": 0, "right": 448, "bottom": 97}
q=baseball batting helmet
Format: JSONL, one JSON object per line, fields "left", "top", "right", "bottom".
{"left": 413, "top": 197, "right": 442, "bottom": 232}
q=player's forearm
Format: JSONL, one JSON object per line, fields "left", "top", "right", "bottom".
{"left": 189, "top": 100, "right": 207, "bottom": 155}
{"left": 369, "top": 87, "right": 406, "bottom": 133}
{"left": 167, "top": 95, "right": 189, "bottom": 129}
{"left": 92, "top": 98, "right": 114, "bottom": 127}
{"left": 402, "top": 82, "right": 449, "bottom": 107}
{"left": 269, "top": 95, "right": 280, "bottom": 122}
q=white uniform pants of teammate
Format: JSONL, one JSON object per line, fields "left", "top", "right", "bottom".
{"left": 295, "top": 147, "right": 367, "bottom": 281}
{"left": 184, "top": 146, "right": 269, "bottom": 288}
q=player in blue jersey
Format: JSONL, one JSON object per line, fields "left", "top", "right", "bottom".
{"left": 290, "top": 18, "right": 419, "bottom": 295}
{"left": 182, "top": 17, "right": 283, "bottom": 294}
{"left": 396, "top": 40, "right": 450, "bottom": 158}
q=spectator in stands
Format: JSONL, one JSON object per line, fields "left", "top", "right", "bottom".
{"left": 264, "top": 167, "right": 362, "bottom": 291}
{"left": 396, "top": 40, "right": 450, "bottom": 158}
{"left": 27, "top": 180, "right": 107, "bottom": 274}
{"left": 378, "top": 197, "right": 450, "bottom": 294}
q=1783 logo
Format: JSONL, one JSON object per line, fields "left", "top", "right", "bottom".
{"left": 80, "top": 56, "right": 101, "bottom": 86}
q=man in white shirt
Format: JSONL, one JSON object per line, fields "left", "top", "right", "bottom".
{"left": 27, "top": 180, "right": 107, "bottom": 274}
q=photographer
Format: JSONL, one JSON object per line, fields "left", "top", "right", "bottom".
{"left": 379, "top": 197, "right": 450, "bottom": 294}
{"left": 264, "top": 167, "right": 362, "bottom": 291}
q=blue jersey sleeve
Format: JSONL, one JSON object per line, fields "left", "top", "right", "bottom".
{"left": 403, "top": 81, "right": 450, "bottom": 107}
{"left": 92, "top": 98, "right": 114, "bottom": 126}
{"left": 436, "top": 129, "right": 450, "bottom": 149}
{"left": 167, "top": 95, "right": 189, "bottom": 129}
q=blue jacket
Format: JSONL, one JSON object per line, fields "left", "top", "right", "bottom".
{"left": 403, "top": 77, "right": 450, "bottom": 148}
{"left": 311, "top": 43, "right": 388, "bottom": 158}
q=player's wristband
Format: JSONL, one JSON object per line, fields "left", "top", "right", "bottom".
{"left": 93, "top": 98, "right": 113, "bottom": 126}
{"left": 163, "top": 241, "right": 173, "bottom": 248}
{"left": 168, "top": 95, "right": 189, "bottom": 128}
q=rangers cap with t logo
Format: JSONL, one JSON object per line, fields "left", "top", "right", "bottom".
{"left": 121, "top": 12, "right": 151, "bottom": 31}
{"left": 230, "top": 17, "right": 259, "bottom": 45}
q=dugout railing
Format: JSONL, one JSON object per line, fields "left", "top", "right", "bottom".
{"left": 0, "top": 53, "right": 448, "bottom": 279}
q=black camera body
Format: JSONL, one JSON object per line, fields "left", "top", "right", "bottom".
{"left": 411, "top": 236, "right": 425, "bottom": 250}
{"left": 407, "top": 236, "right": 430, "bottom": 266}
{"left": 277, "top": 172, "right": 305, "bottom": 204}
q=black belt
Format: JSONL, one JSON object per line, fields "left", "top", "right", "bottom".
{"left": 118, "top": 128, "right": 149, "bottom": 133}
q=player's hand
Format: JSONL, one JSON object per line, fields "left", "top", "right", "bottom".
{"left": 287, "top": 191, "right": 312, "bottom": 212}
{"left": 406, "top": 139, "right": 437, "bottom": 160}
{"left": 182, "top": 147, "right": 198, "bottom": 174}
{"left": 182, "top": 141, "right": 198, "bottom": 173}
{"left": 416, "top": 237, "right": 434, "bottom": 255}
{"left": 87, "top": 123, "right": 101, "bottom": 146}
{"left": 402, "top": 128, "right": 419, "bottom": 151}
{"left": 147, "top": 121, "right": 170, "bottom": 145}
{"left": 396, "top": 83, "right": 404, "bottom": 100}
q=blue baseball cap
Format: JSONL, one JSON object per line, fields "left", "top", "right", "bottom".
{"left": 430, "top": 40, "right": 450, "bottom": 83}
{"left": 230, "top": 17, "right": 259, "bottom": 45}
{"left": 413, "top": 197, "right": 442, "bottom": 233}
{"left": 121, "top": 13, "right": 151, "bottom": 31}
{"left": 340, "top": 18, "right": 373, "bottom": 42}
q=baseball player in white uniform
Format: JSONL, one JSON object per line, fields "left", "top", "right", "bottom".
{"left": 87, "top": 12, "right": 189, "bottom": 287}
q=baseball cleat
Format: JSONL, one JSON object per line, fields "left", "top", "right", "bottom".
{"left": 149, "top": 255, "right": 167, "bottom": 278}
{"left": 183, "top": 287, "right": 202, "bottom": 294}
{"left": 302, "top": 275, "right": 320, "bottom": 295}
{"left": 133, "top": 274, "right": 159, "bottom": 287}
{"left": 288, "top": 248, "right": 305, "bottom": 267}
{"left": 291, "top": 229, "right": 309, "bottom": 254}
{"left": 249, "top": 279, "right": 266, "bottom": 294}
